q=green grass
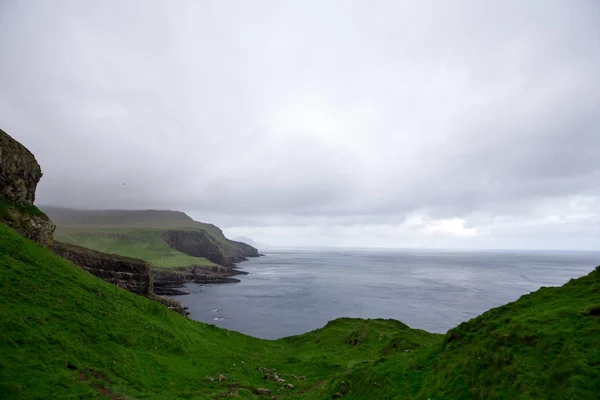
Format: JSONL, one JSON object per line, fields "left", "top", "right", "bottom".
{"left": 55, "top": 228, "right": 215, "bottom": 269}
{"left": 1, "top": 221, "right": 599, "bottom": 399}
{"left": 0, "top": 195, "right": 49, "bottom": 220}
{"left": 314, "top": 268, "right": 600, "bottom": 400}
{"left": 42, "top": 207, "right": 246, "bottom": 269}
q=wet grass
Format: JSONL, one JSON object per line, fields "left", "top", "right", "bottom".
{"left": 55, "top": 228, "right": 216, "bottom": 268}
{"left": 1, "top": 221, "right": 599, "bottom": 399}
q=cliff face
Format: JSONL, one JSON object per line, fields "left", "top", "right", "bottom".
{"left": 52, "top": 241, "right": 153, "bottom": 295}
{"left": 0, "top": 128, "right": 42, "bottom": 204}
{"left": 161, "top": 230, "right": 259, "bottom": 266}
{"left": 0, "top": 128, "right": 55, "bottom": 246}
{"left": 230, "top": 240, "right": 260, "bottom": 257}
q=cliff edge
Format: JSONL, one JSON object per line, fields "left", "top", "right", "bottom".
{"left": 52, "top": 241, "right": 153, "bottom": 295}
{"left": 0, "top": 128, "right": 161, "bottom": 301}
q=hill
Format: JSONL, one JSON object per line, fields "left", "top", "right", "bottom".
{"left": 1, "top": 220, "right": 599, "bottom": 399}
{"left": 44, "top": 207, "right": 197, "bottom": 229}
{"left": 42, "top": 206, "right": 259, "bottom": 269}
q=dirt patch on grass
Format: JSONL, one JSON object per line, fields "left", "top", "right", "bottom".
{"left": 79, "top": 369, "right": 127, "bottom": 400}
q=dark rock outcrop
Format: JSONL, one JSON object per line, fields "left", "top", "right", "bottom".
{"left": 152, "top": 265, "right": 247, "bottom": 295}
{"left": 161, "top": 230, "right": 259, "bottom": 266}
{"left": 230, "top": 240, "right": 260, "bottom": 257}
{"left": 52, "top": 241, "right": 153, "bottom": 295}
{"left": 52, "top": 242, "right": 192, "bottom": 315}
{"left": 0, "top": 128, "right": 55, "bottom": 246}
{"left": 0, "top": 128, "right": 42, "bottom": 204}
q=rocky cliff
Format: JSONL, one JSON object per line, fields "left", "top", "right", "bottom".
{"left": 0, "top": 128, "right": 55, "bottom": 246}
{"left": 1, "top": 129, "right": 190, "bottom": 315}
{"left": 230, "top": 239, "right": 260, "bottom": 257}
{"left": 52, "top": 241, "right": 192, "bottom": 314}
{"left": 52, "top": 241, "right": 153, "bottom": 295}
{"left": 0, "top": 128, "right": 41, "bottom": 204}
{"left": 161, "top": 230, "right": 259, "bottom": 266}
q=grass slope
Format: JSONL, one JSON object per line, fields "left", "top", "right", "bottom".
{"left": 318, "top": 267, "right": 600, "bottom": 399}
{"left": 43, "top": 207, "right": 248, "bottom": 269}
{"left": 0, "top": 196, "right": 49, "bottom": 220}
{"left": 57, "top": 229, "right": 215, "bottom": 269}
{"left": 1, "top": 221, "right": 599, "bottom": 399}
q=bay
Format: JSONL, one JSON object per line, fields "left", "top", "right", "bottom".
{"left": 175, "top": 249, "right": 600, "bottom": 339}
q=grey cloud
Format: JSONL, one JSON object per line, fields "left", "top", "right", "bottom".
{"left": 1, "top": 0, "right": 599, "bottom": 248}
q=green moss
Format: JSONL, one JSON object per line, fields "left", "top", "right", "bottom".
{"left": 0, "top": 195, "right": 48, "bottom": 220}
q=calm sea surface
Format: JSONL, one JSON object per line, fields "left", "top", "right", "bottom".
{"left": 174, "top": 249, "right": 600, "bottom": 339}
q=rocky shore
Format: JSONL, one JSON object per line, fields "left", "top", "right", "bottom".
{"left": 152, "top": 264, "right": 249, "bottom": 295}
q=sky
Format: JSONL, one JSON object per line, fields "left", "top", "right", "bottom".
{"left": 1, "top": 0, "right": 599, "bottom": 250}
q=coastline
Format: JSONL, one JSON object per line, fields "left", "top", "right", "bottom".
{"left": 152, "top": 257, "right": 257, "bottom": 296}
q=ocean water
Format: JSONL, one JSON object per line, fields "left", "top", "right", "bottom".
{"left": 174, "top": 249, "right": 600, "bottom": 340}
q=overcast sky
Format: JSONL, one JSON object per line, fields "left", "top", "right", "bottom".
{"left": 1, "top": 1, "right": 599, "bottom": 249}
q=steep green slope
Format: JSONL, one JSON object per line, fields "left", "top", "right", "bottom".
{"left": 0, "top": 222, "right": 437, "bottom": 399}
{"left": 1, "top": 220, "right": 599, "bottom": 399}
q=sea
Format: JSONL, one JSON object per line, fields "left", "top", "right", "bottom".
{"left": 173, "top": 249, "right": 600, "bottom": 340}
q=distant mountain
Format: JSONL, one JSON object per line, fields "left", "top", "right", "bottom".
{"left": 231, "top": 236, "right": 271, "bottom": 252}
{"left": 232, "top": 236, "right": 256, "bottom": 246}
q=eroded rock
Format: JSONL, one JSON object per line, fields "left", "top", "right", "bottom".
{"left": 0, "top": 128, "right": 42, "bottom": 205}
{"left": 0, "top": 128, "right": 56, "bottom": 246}
{"left": 51, "top": 241, "right": 153, "bottom": 295}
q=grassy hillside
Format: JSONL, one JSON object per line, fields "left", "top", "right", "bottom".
{"left": 1, "top": 221, "right": 599, "bottom": 399}
{"left": 45, "top": 207, "right": 236, "bottom": 247}
{"left": 57, "top": 228, "right": 216, "bottom": 268}
{"left": 41, "top": 207, "right": 247, "bottom": 269}
{"left": 319, "top": 267, "right": 600, "bottom": 399}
